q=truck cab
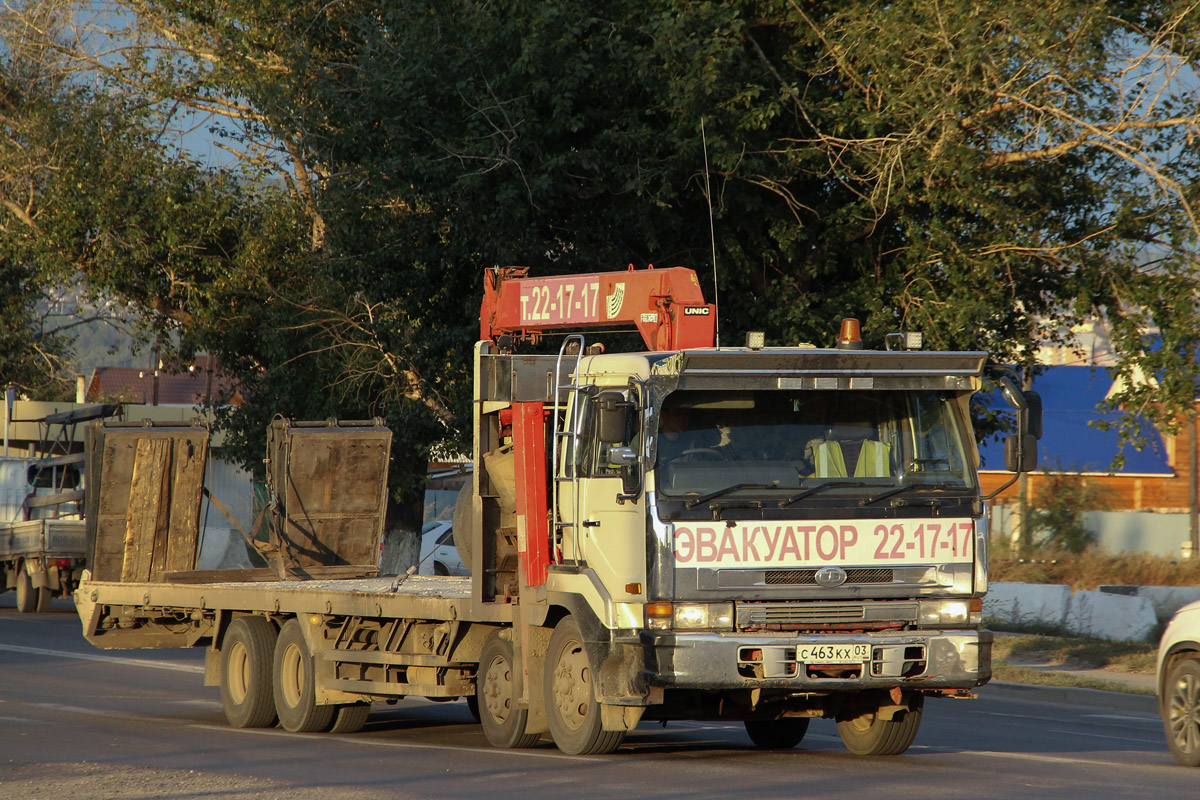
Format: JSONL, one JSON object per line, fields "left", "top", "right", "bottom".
{"left": 469, "top": 266, "right": 1042, "bottom": 755}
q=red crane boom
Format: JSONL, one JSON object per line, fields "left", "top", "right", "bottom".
{"left": 480, "top": 265, "right": 716, "bottom": 351}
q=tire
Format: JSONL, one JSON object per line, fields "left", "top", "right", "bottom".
{"left": 35, "top": 586, "right": 51, "bottom": 613}
{"left": 466, "top": 695, "right": 481, "bottom": 722}
{"left": 544, "top": 616, "right": 625, "bottom": 755}
{"left": 836, "top": 693, "right": 923, "bottom": 756}
{"left": 477, "top": 631, "right": 541, "bottom": 748}
{"left": 273, "top": 619, "right": 335, "bottom": 732}
{"left": 1163, "top": 657, "right": 1200, "bottom": 766}
{"left": 328, "top": 703, "right": 371, "bottom": 734}
{"left": 434, "top": 562, "right": 450, "bottom": 576}
{"left": 219, "top": 616, "right": 279, "bottom": 728}
{"left": 745, "top": 718, "right": 810, "bottom": 749}
{"left": 15, "top": 565, "right": 35, "bottom": 613}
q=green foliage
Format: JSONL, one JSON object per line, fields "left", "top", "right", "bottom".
{"left": 3, "top": 0, "right": 1200, "bottom": 523}
{"left": 1030, "top": 466, "right": 1113, "bottom": 553}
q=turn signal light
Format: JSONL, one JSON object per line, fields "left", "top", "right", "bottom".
{"left": 646, "top": 602, "right": 673, "bottom": 630}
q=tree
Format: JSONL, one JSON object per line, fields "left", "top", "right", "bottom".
{"left": 3, "top": 0, "right": 1199, "bottom": 525}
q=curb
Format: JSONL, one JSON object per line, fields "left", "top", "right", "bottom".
{"left": 980, "top": 681, "right": 1158, "bottom": 714}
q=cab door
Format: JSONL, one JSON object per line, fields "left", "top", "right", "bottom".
{"left": 564, "top": 386, "right": 646, "bottom": 600}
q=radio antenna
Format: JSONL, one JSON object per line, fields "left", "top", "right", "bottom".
{"left": 701, "top": 117, "right": 720, "bottom": 348}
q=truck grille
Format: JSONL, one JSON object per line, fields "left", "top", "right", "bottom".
{"left": 764, "top": 568, "right": 893, "bottom": 585}
{"left": 737, "top": 600, "right": 919, "bottom": 630}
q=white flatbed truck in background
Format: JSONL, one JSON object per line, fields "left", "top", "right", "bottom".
{"left": 2, "top": 406, "right": 116, "bottom": 612}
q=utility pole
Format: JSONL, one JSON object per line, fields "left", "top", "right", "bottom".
{"left": 1190, "top": 402, "right": 1198, "bottom": 558}
{"left": 1018, "top": 368, "right": 1033, "bottom": 558}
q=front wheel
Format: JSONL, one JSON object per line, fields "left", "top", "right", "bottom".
{"left": 1164, "top": 657, "right": 1200, "bottom": 766}
{"left": 836, "top": 693, "right": 923, "bottom": 756}
{"left": 477, "top": 631, "right": 540, "bottom": 748}
{"left": 745, "top": 718, "right": 810, "bottom": 749}
{"left": 273, "top": 619, "right": 335, "bottom": 732}
{"left": 544, "top": 615, "right": 625, "bottom": 755}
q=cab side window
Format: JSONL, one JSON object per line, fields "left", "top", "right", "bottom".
{"left": 582, "top": 389, "right": 642, "bottom": 496}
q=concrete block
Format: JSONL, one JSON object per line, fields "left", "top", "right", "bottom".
{"left": 1063, "top": 590, "right": 1157, "bottom": 642}
{"left": 1101, "top": 585, "right": 1200, "bottom": 623}
{"left": 983, "top": 582, "right": 1071, "bottom": 628}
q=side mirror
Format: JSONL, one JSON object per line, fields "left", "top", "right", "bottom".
{"left": 1004, "top": 433, "right": 1038, "bottom": 472}
{"left": 1022, "top": 390, "right": 1043, "bottom": 440}
{"left": 597, "top": 391, "right": 630, "bottom": 444}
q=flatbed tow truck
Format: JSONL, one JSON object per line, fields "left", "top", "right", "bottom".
{"left": 74, "top": 265, "right": 1039, "bottom": 754}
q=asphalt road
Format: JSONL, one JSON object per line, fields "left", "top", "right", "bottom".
{"left": 0, "top": 593, "right": 1192, "bottom": 800}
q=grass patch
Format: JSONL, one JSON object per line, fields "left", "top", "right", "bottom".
{"left": 989, "top": 548, "right": 1200, "bottom": 590}
{"left": 992, "top": 659, "right": 1156, "bottom": 696}
{"left": 991, "top": 634, "right": 1157, "bottom": 673}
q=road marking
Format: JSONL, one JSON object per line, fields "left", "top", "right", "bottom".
{"left": 1047, "top": 728, "right": 1161, "bottom": 745}
{"left": 192, "top": 724, "right": 597, "bottom": 762}
{"left": 29, "top": 702, "right": 173, "bottom": 724}
{"left": 1082, "top": 714, "right": 1160, "bottom": 726}
{"left": 0, "top": 643, "right": 204, "bottom": 674}
{"left": 951, "top": 749, "right": 1167, "bottom": 767}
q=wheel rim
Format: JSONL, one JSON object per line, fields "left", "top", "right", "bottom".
{"left": 846, "top": 712, "right": 877, "bottom": 734}
{"left": 227, "top": 641, "right": 250, "bottom": 705}
{"left": 281, "top": 643, "right": 304, "bottom": 708}
{"left": 483, "top": 655, "right": 513, "bottom": 724}
{"left": 551, "top": 638, "right": 591, "bottom": 732}
{"left": 1169, "top": 671, "right": 1200, "bottom": 755}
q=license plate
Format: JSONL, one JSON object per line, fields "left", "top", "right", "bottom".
{"left": 796, "top": 644, "right": 870, "bottom": 664}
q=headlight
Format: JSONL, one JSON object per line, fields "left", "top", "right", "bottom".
{"left": 918, "top": 598, "right": 981, "bottom": 627}
{"left": 645, "top": 602, "right": 734, "bottom": 631}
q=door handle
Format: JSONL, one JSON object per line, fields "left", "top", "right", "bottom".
{"left": 582, "top": 520, "right": 600, "bottom": 528}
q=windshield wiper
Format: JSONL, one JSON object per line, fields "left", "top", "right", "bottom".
{"left": 777, "top": 481, "right": 871, "bottom": 508}
{"left": 859, "top": 483, "right": 958, "bottom": 507}
{"left": 684, "top": 483, "right": 798, "bottom": 510}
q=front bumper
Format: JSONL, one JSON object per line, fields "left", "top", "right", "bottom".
{"left": 642, "top": 628, "right": 992, "bottom": 691}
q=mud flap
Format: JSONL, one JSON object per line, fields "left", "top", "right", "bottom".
{"left": 601, "top": 703, "right": 646, "bottom": 732}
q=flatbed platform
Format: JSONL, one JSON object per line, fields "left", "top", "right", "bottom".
{"left": 75, "top": 574, "right": 499, "bottom": 651}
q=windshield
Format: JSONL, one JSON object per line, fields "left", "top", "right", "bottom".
{"left": 653, "top": 389, "right": 975, "bottom": 499}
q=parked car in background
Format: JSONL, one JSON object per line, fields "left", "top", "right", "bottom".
{"left": 418, "top": 521, "right": 467, "bottom": 576}
{"left": 1158, "top": 599, "right": 1200, "bottom": 766}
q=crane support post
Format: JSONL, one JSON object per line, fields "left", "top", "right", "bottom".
{"left": 480, "top": 265, "right": 715, "bottom": 351}
{"left": 512, "top": 402, "right": 549, "bottom": 587}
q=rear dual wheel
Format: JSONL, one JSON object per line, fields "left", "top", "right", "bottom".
{"left": 14, "top": 564, "right": 49, "bottom": 613}
{"left": 273, "top": 619, "right": 335, "bottom": 732}
{"left": 220, "top": 616, "right": 370, "bottom": 733}
{"left": 220, "top": 616, "right": 279, "bottom": 728}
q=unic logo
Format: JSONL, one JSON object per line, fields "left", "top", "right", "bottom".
{"left": 605, "top": 283, "right": 625, "bottom": 319}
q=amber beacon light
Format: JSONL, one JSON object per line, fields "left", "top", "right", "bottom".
{"left": 837, "top": 318, "right": 864, "bottom": 350}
